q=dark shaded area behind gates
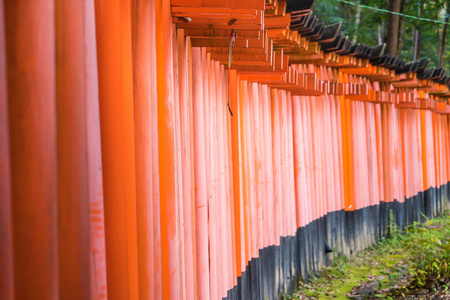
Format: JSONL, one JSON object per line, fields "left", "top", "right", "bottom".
{"left": 225, "top": 186, "right": 449, "bottom": 299}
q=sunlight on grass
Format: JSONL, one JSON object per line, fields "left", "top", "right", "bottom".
{"left": 287, "top": 211, "right": 450, "bottom": 299}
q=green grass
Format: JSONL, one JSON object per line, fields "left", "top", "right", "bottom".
{"left": 287, "top": 211, "right": 450, "bottom": 299}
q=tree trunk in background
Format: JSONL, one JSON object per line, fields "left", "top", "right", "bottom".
{"left": 436, "top": 9, "right": 441, "bottom": 59}
{"left": 397, "top": 0, "right": 408, "bottom": 55}
{"left": 378, "top": 23, "right": 383, "bottom": 45}
{"left": 414, "top": 29, "right": 422, "bottom": 60}
{"left": 353, "top": 0, "right": 361, "bottom": 43}
{"left": 439, "top": 4, "right": 450, "bottom": 67}
{"left": 386, "top": 0, "right": 401, "bottom": 55}
{"left": 413, "top": 3, "right": 422, "bottom": 60}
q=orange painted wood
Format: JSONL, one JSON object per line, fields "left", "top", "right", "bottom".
{"left": 279, "top": 89, "right": 289, "bottom": 242}
{"left": 250, "top": 83, "right": 264, "bottom": 250}
{"left": 413, "top": 110, "right": 423, "bottom": 197}
{"left": 433, "top": 114, "right": 441, "bottom": 188}
{"left": 264, "top": 13, "right": 291, "bottom": 28}
{"left": 202, "top": 52, "right": 218, "bottom": 300}
{"left": 83, "top": 1, "right": 109, "bottom": 298}
{"left": 239, "top": 79, "right": 251, "bottom": 267}
{"left": 0, "top": 0, "right": 14, "bottom": 298}
{"left": 292, "top": 96, "right": 307, "bottom": 227}
{"left": 171, "top": 0, "right": 265, "bottom": 9}
{"left": 191, "top": 47, "right": 211, "bottom": 300}
{"left": 262, "top": 85, "right": 276, "bottom": 245}
{"left": 286, "top": 92, "right": 297, "bottom": 233}
{"left": 334, "top": 96, "right": 344, "bottom": 212}
{"left": 386, "top": 104, "right": 396, "bottom": 202}
{"left": 313, "top": 96, "right": 324, "bottom": 218}
{"left": 329, "top": 96, "right": 338, "bottom": 213}
{"left": 94, "top": 0, "right": 139, "bottom": 299}
{"left": 240, "top": 73, "right": 286, "bottom": 82}
{"left": 4, "top": 0, "right": 58, "bottom": 298}
{"left": 171, "top": 25, "right": 187, "bottom": 300}
{"left": 230, "top": 69, "right": 244, "bottom": 276}
{"left": 218, "top": 63, "right": 232, "bottom": 293}
{"left": 373, "top": 104, "right": 384, "bottom": 202}
{"left": 210, "top": 57, "right": 221, "bottom": 299}
{"left": 393, "top": 106, "right": 405, "bottom": 202}
{"left": 365, "top": 103, "right": 380, "bottom": 206}
{"left": 245, "top": 82, "right": 257, "bottom": 258}
{"left": 341, "top": 98, "right": 355, "bottom": 210}
{"left": 443, "top": 116, "right": 449, "bottom": 185}
{"left": 380, "top": 104, "right": 392, "bottom": 202}
{"left": 211, "top": 52, "right": 270, "bottom": 63}
{"left": 175, "top": 21, "right": 263, "bottom": 31}
{"left": 56, "top": 0, "right": 108, "bottom": 298}
{"left": 215, "top": 61, "right": 227, "bottom": 298}
{"left": 5, "top": 3, "right": 450, "bottom": 296}
{"left": 303, "top": 96, "right": 314, "bottom": 223}
{"left": 191, "top": 37, "right": 249, "bottom": 48}
{"left": 334, "top": 96, "right": 345, "bottom": 212}
{"left": 184, "top": 29, "right": 261, "bottom": 39}
{"left": 226, "top": 72, "right": 239, "bottom": 285}
{"left": 320, "top": 96, "right": 331, "bottom": 215}
{"left": 173, "top": 12, "right": 256, "bottom": 20}
{"left": 206, "top": 44, "right": 270, "bottom": 55}
{"left": 177, "top": 29, "right": 197, "bottom": 300}
{"left": 131, "top": 0, "right": 162, "bottom": 298}
{"left": 146, "top": 4, "right": 163, "bottom": 300}
{"left": 155, "top": 0, "right": 182, "bottom": 297}
{"left": 172, "top": 6, "right": 258, "bottom": 15}
{"left": 271, "top": 88, "right": 283, "bottom": 244}
{"left": 400, "top": 111, "right": 410, "bottom": 199}
{"left": 247, "top": 35, "right": 268, "bottom": 48}
{"left": 360, "top": 103, "right": 371, "bottom": 209}
{"left": 186, "top": 44, "right": 197, "bottom": 292}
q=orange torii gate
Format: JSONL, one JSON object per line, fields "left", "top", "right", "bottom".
{"left": 1, "top": 0, "right": 450, "bottom": 299}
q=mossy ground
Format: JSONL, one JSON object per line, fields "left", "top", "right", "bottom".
{"left": 286, "top": 212, "right": 450, "bottom": 299}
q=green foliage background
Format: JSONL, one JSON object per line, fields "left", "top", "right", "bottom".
{"left": 313, "top": 0, "right": 450, "bottom": 68}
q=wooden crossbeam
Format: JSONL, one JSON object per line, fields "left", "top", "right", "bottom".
{"left": 239, "top": 72, "right": 286, "bottom": 83}
{"left": 183, "top": 29, "right": 262, "bottom": 39}
{"left": 171, "top": 2, "right": 450, "bottom": 113}
{"left": 175, "top": 21, "right": 263, "bottom": 31}
{"left": 171, "top": 0, "right": 265, "bottom": 9}
{"left": 264, "top": 13, "right": 291, "bottom": 29}
{"left": 211, "top": 52, "right": 272, "bottom": 64}
{"left": 173, "top": 8, "right": 263, "bottom": 30}
{"left": 190, "top": 37, "right": 248, "bottom": 48}
{"left": 172, "top": 7, "right": 258, "bottom": 15}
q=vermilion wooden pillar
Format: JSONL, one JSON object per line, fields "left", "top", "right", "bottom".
{"left": 286, "top": 92, "right": 296, "bottom": 234}
{"left": 172, "top": 27, "right": 187, "bottom": 300}
{"left": 205, "top": 53, "right": 218, "bottom": 300}
{"left": 150, "top": 2, "right": 163, "bottom": 298}
{"left": 240, "top": 80, "right": 251, "bottom": 266}
{"left": 56, "top": 0, "right": 91, "bottom": 298}
{"left": 292, "top": 96, "right": 307, "bottom": 228}
{"left": 84, "top": 1, "right": 109, "bottom": 297}
{"left": 56, "top": 1, "right": 108, "bottom": 299}
{"left": 155, "top": 0, "right": 182, "bottom": 299}
{"left": 0, "top": 0, "right": 14, "bottom": 298}
{"left": 192, "top": 47, "right": 211, "bottom": 300}
{"left": 229, "top": 69, "right": 243, "bottom": 277}
{"left": 271, "top": 88, "right": 282, "bottom": 245}
{"left": 177, "top": 29, "right": 197, "bottom": 300}
{"left": 94, "top": 0, "right": 140, "bottom": 299}
{"left": 4, "top": 0, "right": 58, "bottom": 299}
{"left": 131, "top": 0, "right": 160, "bottom": 298}
{"left": 341, "top": 98, "right": 354, "bottom": 211}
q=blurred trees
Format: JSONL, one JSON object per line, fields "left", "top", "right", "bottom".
{"left": 313, "top": 0, "right": 450, "bottom": 67}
